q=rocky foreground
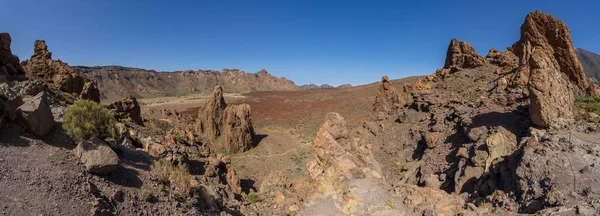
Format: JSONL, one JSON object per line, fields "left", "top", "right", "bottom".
{"left": 1, "top": 10, "right": 600, "bottom": 216}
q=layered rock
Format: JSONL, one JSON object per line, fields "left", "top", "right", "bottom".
{"left": 443, "top": 38, "right": 487, "bottom": 70}
{"left": 222, "top": 104, "right": 255, "bottom": 154}
{"left": 15, "top": 91, "right": 54, "bottom": 136}
{"left": 0, "top": 33, "right": 27, "bottom": 82}
{"left": 20, "top": 40, "right": 100, "bottom": 102}
{"left": 512, "top": 11, "right": 588, "bottom": 95}
{"left": 106, "top": 96, "right": 143, "bottom": 125}
{"left": 73, "top": 137, "right": 120, "bottom": 175}
{"left": 195, "top": 85, "right": 226, "bottom": 139}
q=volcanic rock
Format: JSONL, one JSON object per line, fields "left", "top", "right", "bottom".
{"left": 0, "top": 33, "right": 26, "bottom": 82}
{"left": 372, "top": 76, "right": 404, "bottom": 118}
{"left": 195, "top": 85, "right": 226, "bottom": 139}
{"left": 107, "top": 96, "right": 143, "bottom": 125}
{"left": 443, "top": 38, "right": 487, "bottom": 70}
{"left": 80, "top": 80, "right": 100, "bottom": 102}
{"left": 512, "top": 11, "right": 588, "bottom": 95}
{"left": 486, "top": 48, "right": 518, "bottom": 69}
{"left": 222, "top": 104, "right": 255, "bottom": 154}
{"left": 73, "top": 137, "right": 120, "bottom": 175}
{"left": 16, "top": 91, "right": 54, "bottom": 136}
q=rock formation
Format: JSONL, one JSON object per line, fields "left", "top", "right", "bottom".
{"left": 194, "top": 85, "right": 255, "bottom": 154}
{"left": 372, "top": 76, "right": 405, "bottom": 119}
{"left": 510, "top": 11, "right": 586, "bottom": 128}
{"left": 443, "top": 38, "right": 487, "bottom": 71}
{"left": 512, "top": 10, "right": 589, "bottom": 95}
{"left": 20, "top": 40, "right": 100, "bottom": 102}
{"left": 222, "top": 104, "right": 255, "bottom": 154}
{"left": 195, "top": 85, "right": 226, "bottom": 139}
{"left": 0, "top": 33, "right": 27, "bottom": 82}
{"left": 106, "top": 96, "right": 143, "bottom": 125}
{"left": 73, "top": 137, "right": 120, "bottom": 175}
{"left": 486, "top": 48, "right": 518, "bottom": 69}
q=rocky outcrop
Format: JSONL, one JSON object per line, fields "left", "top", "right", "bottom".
{"left": 106, "top": 96, "right": 143, "bottom": 125}
{"left": 528, "top": 45, "right": 576, "bottom": 128}
{"left": 512, "top": 11, "right": 588, "bottom": 95}
{"left": 20, "top": 40, "right": 101, "bottom": 101}
{"left": 73, "top": 137, "right": 120, "bottom": 175}
{"left": 443, "top": 38, "right": 487, "bottom": 71}
{"left": 486, "top": 48, "right": 518, "bottom": 69}
{"left": 16, "top": 91, "right": 54, "bottom": 136}
{"left": 195, "top": 86, "right": 226, "bottom": 139}
{"left": 222, "top": 104, "right": 255, "bottom": 154}
{"left": 0, "top": 33, "right": 27, "bottom": 82}
{"left": 372, "top": 76, "right": 404, "bottom": 119}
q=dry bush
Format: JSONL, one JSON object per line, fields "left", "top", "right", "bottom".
{"left": 151, "top": 159, "right": 192, "bottom": 195}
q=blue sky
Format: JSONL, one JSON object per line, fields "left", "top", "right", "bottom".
{"left": 2, "top": 0, "right": 599, "bottom": 86}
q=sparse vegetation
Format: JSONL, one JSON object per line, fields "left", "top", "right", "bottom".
{"left": 385, "top": 199, "right": 397, "bottom": 209}
{"left": 506, "top": 46, "right": 514, "bottom": 53}
{"left": 575, "top": 96, "right": 600, "bottom": 122}
{"left": 478, "top": 201, "right": 493, "bottom": 212}
{"left": 141, "top": 189, "right": 153, "bottom": 202}
{"left": 246, "top": 192, "right": 262, "bottom": 203}
{"left": 151, "top": 159, "right": 192, "bottom": 195}
{"left": 63, "top": 100, "right": 118, "bottom": 143}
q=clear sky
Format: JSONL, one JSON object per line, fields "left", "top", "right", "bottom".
{"left": 2, "top": 0, "right": 599, "bottom": 86}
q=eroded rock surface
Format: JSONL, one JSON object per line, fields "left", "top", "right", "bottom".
{"left": 222, "top": 104, "right": 255, "bottom": 154}
{"left": 443, "top": 38, "right": 487, "bottom": 70}
{"left": 106, "top": 96, "right": 143, "bottom": 125}
{"left": 73, "top": 137, "right": 120, "bottom": 175}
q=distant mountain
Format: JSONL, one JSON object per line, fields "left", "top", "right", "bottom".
{"left": 576, "top": 48, "right": 600, "bottom": 83}
{"left": 74, "top": 66, "right": 342, "bottom": 102}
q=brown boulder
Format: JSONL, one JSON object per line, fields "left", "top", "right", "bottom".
{"left": 106, "top": 96, "right": 143, "bottom": 125}
{"left": 195, "top": 85, "right": 226, "bottom": 139}
{"left": 80, "top": 80, "right": 100, "bottom": 102}
{"left": 513, "top": 11, "right": 588, "bottom": 95}
{"left": 443, "top": 38, "right": 486, "bottom": 70}
{"left": 222, "top": 104, "right": 255, "bottom": 154}
{"left": 31, "top": 40, "right": 52, "bottom": 60}
{"left": 16, "top": 91, "right": 54, "bottom": 136}
{"left": 74, "top": 137, "right": 120, "bottom": 175}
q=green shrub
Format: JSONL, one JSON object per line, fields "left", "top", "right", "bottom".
{"left": 506, "top": 46, "right": 514, "bottom": 53}
{"left": 141, "top": 189, "right": 153, "bottom": 202}
{"left": 63, "top": 100, "right": 117, "bottom": 143}
{"left": 246, "top": 192, "right": 262, "bottom": 203}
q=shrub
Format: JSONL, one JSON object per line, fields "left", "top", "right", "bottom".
{"left": 141, "top": 189, "right": 153, "bottom": 201}
{"left": 246, "top": 192, "right": 262, "bottom": 203}
{"left": 151, "top": 159, "right": 191, "bottom": 195}
{"left": 506, "top": 46, "right": 514, "bottom": 53}
{"left": 385, "top": 199, "right": 397, "bottom": 209}
{"left": 63, "top": 100, "right": 117, "bottom": 143}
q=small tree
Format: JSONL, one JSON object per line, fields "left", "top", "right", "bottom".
{"left": 63, "top": 100, "right": 117, "bottom": 143}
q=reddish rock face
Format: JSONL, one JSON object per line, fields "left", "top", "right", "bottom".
{"left": 513, "top": 10, "right": 588, "bottom": 95}
{"left": 195, "top": 85, "right": 226, "bottom": 140}
{"left": 443, "top": 38, "right": 487, "bottom": 70}
{"left": 372, "top": 76, "right": 404, "bottom": 118}
{"left": 222, "top": 104, "right": 255, "bottom": 154}
{"left": 486, "top": 48, "right": 518, "bottom": 69}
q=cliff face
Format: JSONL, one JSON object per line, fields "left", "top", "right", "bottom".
{"left": 75, "top": 66, "right": 299, "bottom": 101}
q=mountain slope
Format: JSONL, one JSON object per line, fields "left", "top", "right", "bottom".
{"left": 576, "top": 48, "right": 600, "bottom": 82}
{"left": 75, "top": 66, "right": 350, "bottom": 102}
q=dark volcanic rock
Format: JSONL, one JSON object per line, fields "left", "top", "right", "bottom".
{"left": 106, "top": 96, "right": 143, "bottom": 125}
{"left": 0, "top": 33, "right": 27, "bottom": 82}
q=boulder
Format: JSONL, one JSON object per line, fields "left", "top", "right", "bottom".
{"left": 80, "top": 80, "right": 100, "bottom": 102}
{"left": 16, "top": 91, "right": 54, "bottom": 136}
{"left": 195, "top": 85, "right": 226, "bottom": 139}
{"left": 222, "top": 104, "right": 255, "bottom": 154}
{"left": 443, "top": 38, "right": 487, "bottom": 70}
{"left": 512, "top": 11, "right": 588, "bottom": 95}
{"left": 484, "top": 127, "right": 517, "bottom": 170}
{"left": 74, "top": 137, "right": 120, "bottom": 175}
{"left": 106, "top": 96, "right": 143, "bottom": 125}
